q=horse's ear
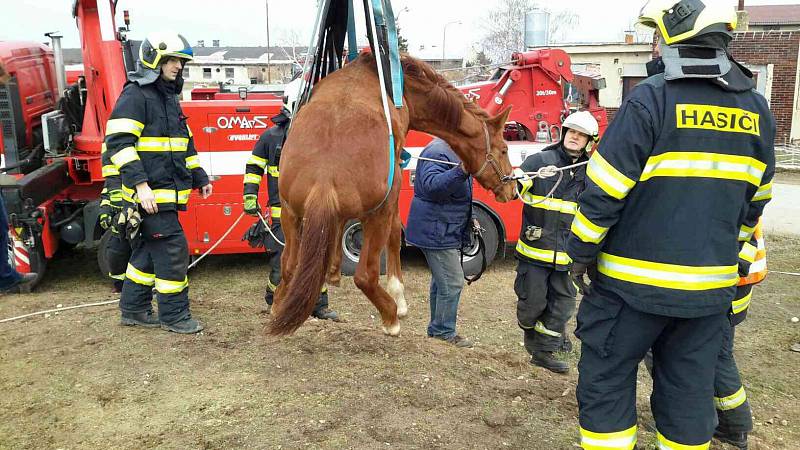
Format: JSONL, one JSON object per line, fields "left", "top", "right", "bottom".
{"left": 487, "top": 106, "right": 512, "bottom": 132}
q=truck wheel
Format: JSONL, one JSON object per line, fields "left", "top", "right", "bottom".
{"left": 97, "top": 229, "right": 112, "bottom": 278}
{"left": 461, "top": 206, "right": 500, "bottom": 277}
{"left": 340, "top": 219, "right": 386, "bottom": 276}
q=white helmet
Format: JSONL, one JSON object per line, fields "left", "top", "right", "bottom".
{"left": 282, "top": 77, "right": 303, "bottom": 117}
{"left": 562, "top": 111, "right": 599, "bottom": 140}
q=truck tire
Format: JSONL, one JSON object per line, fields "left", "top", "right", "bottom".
{"left": 97, "top": 228, "right": 111, "bottom": 278}
{"left": 340, "top": 219, "right": 387, "bottom": 276}
{"left": 461, "top": 206, "right": 500, "bottom": 277}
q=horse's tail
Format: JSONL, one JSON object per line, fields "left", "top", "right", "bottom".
{"left": 269, "top": 186, "right": 338, "bottom": 336}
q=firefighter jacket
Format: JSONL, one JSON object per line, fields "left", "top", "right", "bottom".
{"left": 103, "top": 78, "right": 209, "bottom": 212}
{"left": 732, "top": 219, "right": 767, "bottom": 324}
{"left": 515, "top": 143, "right": 588, "bottom": 271}
{"left": 243, "top": 111, "right": 289, "bottom": 220}
{"left": 566, "top": 73, "right": 775, "bottom": 319}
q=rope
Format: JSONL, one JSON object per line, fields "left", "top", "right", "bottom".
{"left": 773, "top": 271, "right": 800, "bottom": 277}
{"left": 516, "top": 160, "right": 590, "bottom": 207}
{"left": 256, "top": 210, "right": 286, "bottom": 247}
{"left": 1, "top": 211, "right": 247, "bottom": 324}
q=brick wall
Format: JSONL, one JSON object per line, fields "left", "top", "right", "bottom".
{"left": 730, "top": 31, "right": 800, "bottom": 143}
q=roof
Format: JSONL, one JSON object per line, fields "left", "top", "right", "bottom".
{"left": 61, "top": 45, "right": 307, "bottom": 64}
{"left": 746, "top": 5, "right": 800, "bottom": 25}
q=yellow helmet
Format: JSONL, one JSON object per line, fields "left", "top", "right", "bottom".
{"left": 139, "top": 32, "right": 193, "bottom": 70}
{"left": 638, "top": 0, "right": 737, "bottom": 46}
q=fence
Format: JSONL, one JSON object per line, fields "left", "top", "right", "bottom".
{"left": 776, "top": 141, "right": 800, "bottom": 170}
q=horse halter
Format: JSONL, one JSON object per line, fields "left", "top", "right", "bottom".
{"left": 473, "top": 122, "right": 513, "bottom": 187}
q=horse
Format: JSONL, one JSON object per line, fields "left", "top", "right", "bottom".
{"left": 269, "top": 53, "right": 516, "bottom": 336}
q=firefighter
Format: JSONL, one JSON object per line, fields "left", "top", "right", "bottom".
{"left": 104, "top": 32, "right": 212, "bottom": 334}
{"left": 513, "top": 111, "right": 598, "bottom": 373}
{"left": 242, "top": 78, "right": 339, "bottom": 321}
{"left": 566, "top": 1, "right": 775, "bottom": 448}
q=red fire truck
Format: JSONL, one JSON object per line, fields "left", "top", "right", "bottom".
{"left": 0, "top": 0, "right": 605, "bottom": 289}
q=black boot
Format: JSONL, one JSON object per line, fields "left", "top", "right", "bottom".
{"left": 120, "top": 310, "right": 160, "bottom": 328}
{"left": 161, "top": 318, "right": 204, "bottom": 334}
{"left": 312, "top": 307, "right": 340, "bottom": 321}
{"left": 530, "top": 351, "right": 569, "bottom": 374}
{"left": 714, "top": 429, "right": 748, "bottom": 449}
{"left": 559, "top": 335, "right": 573, "bottom": 353}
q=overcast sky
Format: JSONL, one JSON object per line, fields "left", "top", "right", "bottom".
{"left": 1, "top": 0, "right": 796, "bottom": 59}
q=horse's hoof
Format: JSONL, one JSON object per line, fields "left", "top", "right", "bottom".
{"left": 382, "top": 322, "right": 401, "bottom": 336}
{"left": 326, "top": 274, "right": 342, "bottom": 286}
{"left": 397, "top": 306, "right": 408, "bottom": 319}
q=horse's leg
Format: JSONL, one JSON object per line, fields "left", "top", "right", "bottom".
{"left": 386, "top": 211, "right": 407, "bottom": 318}
{"left": 354, "top": 211, "right": 399, "bottom": 336}
{"left": 274, "top": 206, "right": 300, "bottom": 310}
{"left": 326, "top": 220, "right": 344, "bottom": 287}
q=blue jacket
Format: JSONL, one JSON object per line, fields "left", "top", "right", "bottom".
{"left": 405, "top": 139, "right": 472, "bottom": 250}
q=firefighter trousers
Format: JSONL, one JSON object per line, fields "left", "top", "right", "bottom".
{"left": 263, "top": 221, "right": 328, "bottom": 312}
{"left": 105, "top": 229, "right": 132, "bottom": 291}
{"left": 715, "top": 320, "right": 753, "bottom": 433}
{"left": 514, "top": 262, "right": 576, "bottom": 353}
{"left": 576, "top": 285, "right": 728, "bottom": 449}
{"left": 119, "top": 212, "right": 191, "bottom": 325}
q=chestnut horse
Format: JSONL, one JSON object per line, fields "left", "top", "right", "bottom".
{"left": 269, "top": 53, "right": 516, "bottom": 336}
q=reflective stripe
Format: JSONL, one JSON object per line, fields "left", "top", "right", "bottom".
{"left": 109, "top": 189, "right": 122, "bottom": 203}
{"left": 186, "top": 155, "right": 201, "bottom": 169}
{"left": 100, "top": 199, "right": 111, "bottom": 207}
{"left": 752, "top": 181, "right": 772, "bottom": 202}
{"left": 266, "top": 278, "right": 278, "bottom": 292}
{"left": 515, "top": 241, "right": 572, "bottom": 265}
{"left": 136, "top": 137, "right": 189, "bottom": 152}
{"left": 244, "top": 173, "right": 262, "bottom": 185}
{"left": 109, "top": 272, "right": 126, "bottom": 281}
{"left": 521, "top": 193, "right": 577, "bottom": 215}
{"left": 534, "top": 321, "right": 561, "bottom": 337}
{"left": 739, "top": 224, "right": 755, "bottom": 242}
{"left": 715, "top": 386, "right": 747, "bottom": 411}
{"left": 268, "top": 165, "right": 280, "bottom": 178}
{"left": 580, "top": 425, "right": 637, "bottom": 450}
{"left": 640, "top": 152, "right": 765, "bottom": 187}
{"left": 731, "top": 290, "right": 752, "bottom": 314}
{"left": 110, "top": 146, "right": 140, "bottom": 168}
{"left": 738, "top": 242, "right": 757, "bottom": 263}
{"left": 155, "top": 276, "right": 188, "bottom": 294}
{"left": 105, "top": 118, "right": 144, "bottom": 137}
{"left": 518, "top": 177, "right": 533, "bottom": 195}
{"left": 598, "top": 252, "right": 739, "bottom": 291}
{"left": 121, "top": 186, "right": 191, "bottom": 205}
{"left": 586, "top": 151, "right": 636, "bottom": 200}
{"left": 748, "top": 257, "right": 766, "bottom": 275}
{"left": 571, "top": 209, "right": 609, "bottom": 244}
{"left": 656, "top": 432, "right": 710, "bottom": 450}
{"left": 126, "top": 263, "right": 155, "bottom": 286}
{"left": 186, "top": 124, "right": 193, "bottom": 138}
{"left": 271, "top": 206, "right": 282, "bottom": 218}
{"left": 247, "top": 154, "right": 267, "bottom": 169}
{"left": 102, "top": 164, "right": 120, "bottom": 177}
{"left": 101, "top": 143, "right": 107, "bottom": 154}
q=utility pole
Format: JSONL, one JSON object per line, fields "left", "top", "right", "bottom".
{"left": 442, "top": 21, "right": 461, "bottom": 65}
{"left": 266, "top": 0, "right": 271, "bottom": 83}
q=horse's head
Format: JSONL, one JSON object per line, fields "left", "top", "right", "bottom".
{"left": 460, "top": 106, "right": 516, "bottom": 203}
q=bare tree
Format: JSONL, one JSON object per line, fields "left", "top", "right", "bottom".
{"left": 549, "top": 10, "right": 580, "bottom": 44}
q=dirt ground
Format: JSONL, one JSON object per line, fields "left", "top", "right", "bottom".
{"left": 0, "top": 237, "right": 798, "bottom": 450}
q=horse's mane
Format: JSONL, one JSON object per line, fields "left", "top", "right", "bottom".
{"left": 356, "top": 52, "right": 489, "bottom": 129}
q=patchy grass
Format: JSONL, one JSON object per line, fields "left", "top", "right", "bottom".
{"left": 0, "top": 240, "right": 797, "bottom": 449}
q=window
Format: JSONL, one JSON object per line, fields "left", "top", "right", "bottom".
{"left": 182, "top": 67, "right": 189, "bottom": 79}
{"left": 225, "top": 67, "right": 234, "bottom": 79}
{"left": 250, "top": 77, "right": 258, "bottom": 84}
{"left": 203, "top": 68, "right": 212, "bottom": 79}
{"left": 622, "top": 76, "right": 646, "bottom": 100}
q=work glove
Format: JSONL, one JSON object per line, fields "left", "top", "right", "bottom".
{"left": 570, "top": 261, "right": 597, "bottom": 296}
{"left": 243, "top": 194, "right": 260, "bottom": 216}
{"left": 242, "top": 219, "right": 267, "bottom": 248}
{"left": 537, "top": 165, "right": 559, "bottom": 178}
{"left": 116, "top": 206, "right": 142, "bottom": 242}
{"left": 98, "top": 204, "right": 113, "bottom": 230}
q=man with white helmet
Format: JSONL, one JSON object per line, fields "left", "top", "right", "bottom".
{"left": 566, "top": 1, "right": 775, "bottom": 448}
{"left": 513, "top": 110, "right": 598, "bottom": 374}
{"left": 103, "top": 32, "right": 212, "bottom": 334}
{"left": 242, "top": 76, "right": 339, "bottom": 321}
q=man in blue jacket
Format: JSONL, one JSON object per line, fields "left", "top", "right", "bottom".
{"left": 406, "top": 139, "right": 474, "bottom": 348}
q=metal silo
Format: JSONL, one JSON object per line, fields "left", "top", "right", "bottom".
{"left": 524, "top": 9, "right": 551, "bottom": 48}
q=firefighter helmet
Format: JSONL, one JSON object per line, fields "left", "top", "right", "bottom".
{"left": 562, "top": 111, "right": 599, "bottom": 140}
{"left": 638, "top": 0, "right": 737, "bottom": 46}
{"left": 282, "top": 77, "right": 303, "bottom": 117}
{"left": 138, "top": 32, "right": 194, "bottom": 70}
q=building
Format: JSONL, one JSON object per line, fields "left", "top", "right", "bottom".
{"left": 745, "top": 4, "right": 800, "bottom": 31}
{"left": 187, "top": 45, "right": 302, "bottom": 88}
